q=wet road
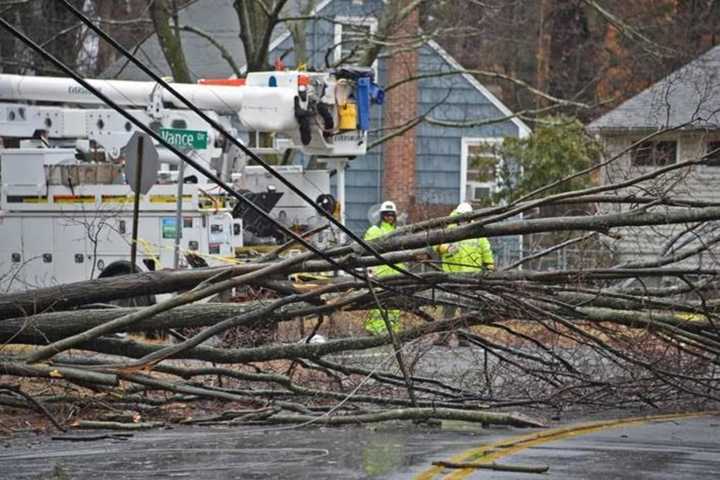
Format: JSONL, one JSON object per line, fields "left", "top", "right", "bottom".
{"left": 415, "top": 413, "right": 720, "bottom": 480}
{"left": 2, "top": 413, "right": 719, "bottom": 479}
{"left": 0, "top": 422, "right": 506, "bottom": 479}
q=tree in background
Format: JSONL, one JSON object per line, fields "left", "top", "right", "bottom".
{"left": 0, "top": 0, "right": 156, "bottom": 76}
{"left": 425, "top": 0, "right": 720, "bottom": 123}
{"left": 149, "top": 0, "right": 192, "bottom": 83}
{"left": 494, "top": 116, "right": 601, "bottom": 205}
{"left": 0, "top": 0, "right": 88, "bottom": 74}
{"left": 491, "top": 115, "right": 604, "bottom": 263}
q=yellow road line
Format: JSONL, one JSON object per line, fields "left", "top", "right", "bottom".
{"left": 415, "top": 411, "right": 718, "bottom": 480}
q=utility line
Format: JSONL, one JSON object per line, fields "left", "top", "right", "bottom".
{"left": 60, "top": 0, "right": 427, "bottom": 285}
{"left": 0, "top": 15, "right": 447, "bottom": 322}
{"left": 0, "top": 17, "right": 353, "bottom": 280}
{"left": 59, "top": 1, "right": 490, "bottom": 307}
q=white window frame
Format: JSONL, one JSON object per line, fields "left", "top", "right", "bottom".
{"left": 629, "top": 139, "right": 679, "bottom": 167}
{"left": 705, "top": 139, "right": 720, "bottom": 167}
{"left": 333, "top": 16, "right": 378, "bottom": 75}
{"left": 460, "top": 137, "right": 504, "bottom": 203}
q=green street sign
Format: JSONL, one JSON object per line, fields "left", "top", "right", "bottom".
{"left": 159, "top": 128, "right": 208, "bottom": 150}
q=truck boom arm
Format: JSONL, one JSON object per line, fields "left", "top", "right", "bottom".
{"left": 0, "top": 69, "right": 382, "bottom": 159}
{"left": 0, "top": 73, "right": 297, "bottom": 132}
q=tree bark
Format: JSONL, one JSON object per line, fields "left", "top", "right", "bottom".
{"left": 150, "top": 0, "right": 192, "bottom": 82}
{"left": 0, "top": 303, "right": 265, "bottom": 344}
{"left": 246, "top": 408, "right": 545, "bottom": 427}
{"left": 0, "top": 362, "right": 118, "bottom": 387}
{"left": 0, "top": 265, "right": 249, "bottom": 320}
{"left": 234, "top": 0, "right": 288, "bottom": 72}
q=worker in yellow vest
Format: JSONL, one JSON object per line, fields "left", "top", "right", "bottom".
{"left": 435, "top": 202, "right": 494, "bottom": 346}
{"left": 363, "top": 200, "right": 404, "bottom": 334}
{"left": 438, "top": 202, "right": 494, "bottom": 273}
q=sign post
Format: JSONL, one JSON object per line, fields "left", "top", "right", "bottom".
{"left": 130, "top": 138, "right": 143, "bottom": 272}
{"left": 124, "top": 132, "right": 159, "bottom": 272}
{"left": 173, "top": 158, "right": 186, "bottom": 269}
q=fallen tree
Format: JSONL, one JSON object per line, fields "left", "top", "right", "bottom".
{"left": 3, "top": 169, "right": 720, "bottom": 431}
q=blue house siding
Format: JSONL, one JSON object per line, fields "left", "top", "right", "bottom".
{"left": 414, "top": 44, "right": 519, "bottom": 208}
{"left": 342, "top": 155, "right": 383, "bottom": 233}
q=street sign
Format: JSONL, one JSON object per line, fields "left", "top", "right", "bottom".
{"left": 159, "top": 128, "right": 208, "bottom": 150}
{"left": 125, "top": 132, "right": 159, "bottom": 194}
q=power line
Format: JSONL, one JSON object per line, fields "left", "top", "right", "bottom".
{"left": 58, "top": 0, "right": 428, "bottom": 285}
{"left": 59, "top": 0, "right": 490, "bottom": 308}
{"left": 0, "top": 13, "right": 440, "bottom": 316}
{"left": 0, "top": 16, "right": 351, "bottom": 279}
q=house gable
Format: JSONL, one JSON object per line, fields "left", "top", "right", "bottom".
{"left": 589, "top": 45, "right": 720, "bottom": 132}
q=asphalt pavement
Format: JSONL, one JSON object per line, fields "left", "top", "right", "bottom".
{"left": 414, "top": 413, "right": 720, "bottom": 480}
{"left": 1, "top": 412, "right": 719, "bottom": 479}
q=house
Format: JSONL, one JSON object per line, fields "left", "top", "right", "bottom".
{"left": 106, "top": 0, "right": 530, "bottom": 263}
{"left": 588, "top": 44, "right": 720, "bottom": 268}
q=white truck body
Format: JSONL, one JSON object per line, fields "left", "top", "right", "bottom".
{"left": 0, "top": 148, "right": 241, "bottom": 292}
{"left": 0, "top": 69, "right": 374, "bottom": 292}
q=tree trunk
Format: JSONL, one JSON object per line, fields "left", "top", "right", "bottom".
{"left": 150, "top": 0, "right": 192, "bottom": 82}
{"left": 0, "top": 303, "right": 266, "bottom": 344}
{"left": 535, "top": 0, "right": 553, "bottom": 108}
{"left": 234, "top": 0, "right": 288, "bottom": 72}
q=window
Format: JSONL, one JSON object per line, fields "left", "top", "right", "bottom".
{"left": 706, "top": 141, "right": 720, "bottom": 167}
{"left": 630, "top": 141, "right": 677, "bottom": 167}
{"left": 461, "top": 138, "right": 502, "bottom": 204}
{"left": 334, "top": 17, "right": 377, "bottom": 70}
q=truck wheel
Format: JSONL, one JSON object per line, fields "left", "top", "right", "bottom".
{"left": 97, "top": 261, "right": 163, "bottom": 338}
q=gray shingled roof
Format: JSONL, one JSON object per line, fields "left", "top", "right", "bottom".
{"left": 588, "top": 45, "right": 720, "bottom": 132}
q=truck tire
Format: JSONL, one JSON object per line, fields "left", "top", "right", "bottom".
{"left": 97, "top": 261, "right": 163, "bottom": 338}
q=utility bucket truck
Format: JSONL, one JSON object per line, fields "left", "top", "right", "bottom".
{"left": 0, "top": 69, "right": 382, "bottom": 292}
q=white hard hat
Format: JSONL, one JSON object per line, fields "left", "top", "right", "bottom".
{"left": 454, "top": 202, "right": 473, "bottom": 215}
{"left": 380, "top": 200, "right": 397, "bottom": 214}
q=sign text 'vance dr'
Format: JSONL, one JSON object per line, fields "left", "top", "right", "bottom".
{"left": 159, "top": 128, "right": 208, "bottom": 150}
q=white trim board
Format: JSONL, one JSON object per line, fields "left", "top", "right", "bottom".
{"left": 333, "top": 16, "right": 378, "bottom": 63}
